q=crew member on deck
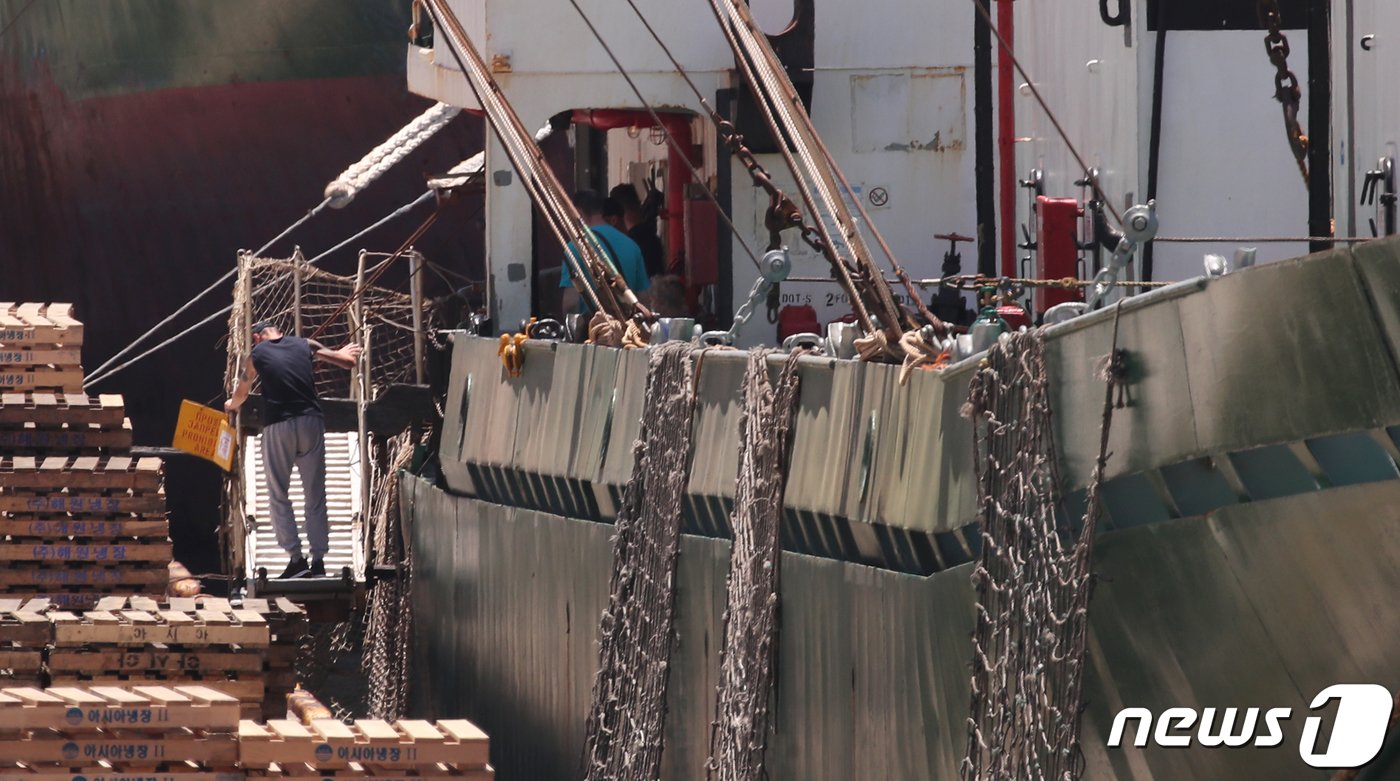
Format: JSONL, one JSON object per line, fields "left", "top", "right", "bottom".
{"left": 225, "top": 322, "right": 362, "bottom": 579}
{"left": 609, "top": 183, "right": 666, "bottom": 279}
{"left": 560, "top": 189, "right": 651, "bottom": 314}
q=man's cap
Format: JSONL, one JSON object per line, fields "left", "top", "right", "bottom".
{"left": 251, "top": 321, "right": 275, "bottom": 335}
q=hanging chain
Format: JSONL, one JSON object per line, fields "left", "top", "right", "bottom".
{"left": 1259, "top": 0, "right": 1309, "bottom": 186}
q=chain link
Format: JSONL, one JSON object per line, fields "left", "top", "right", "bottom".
{"left": 1258, "top": 0, "right": 1309, "bottom": 186}
{"left": 727, "top": 277, "right": 772, "bottom": 342}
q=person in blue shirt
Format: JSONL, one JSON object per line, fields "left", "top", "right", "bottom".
{"left": 560, "top": 190, "right": 651, "bottom": 314}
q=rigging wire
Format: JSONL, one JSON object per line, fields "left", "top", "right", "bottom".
{"left": 703, "top": 0, "right": 883, "bottom": 335}
{"left": 713, "top": 0, "right": 941, "bottom": 332}
{"left": 615, "top": 0, "right": 942, "bottom": 332}
{"left": 83, "top": 197, "right": 333, "bottom": 385}
{"left": 968, "top": 0, "right": 1124, "bottom": 225}
{"left": 423, "top": 0, "right": 635, "bottom": 320}
{"left": 83, "top": 192, "right": 436, "bottom": 389}
{"left": 563, "top": 0, "right": 764, "bottom": 272}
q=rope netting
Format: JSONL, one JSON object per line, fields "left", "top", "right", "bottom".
{"left": 362, "top": 431, "right": 419, "bottom": 720}
{"left": 226, "top": 254, "right": 432, "bottom": 401}
{"left": 582, "top": 342, "right": 697, "bottom": 781}
{"left": 960, "top": 329, "right": 1119, "bottom": 781}
{"left": 707, "top": 349, "right": 804, "bottom": 781}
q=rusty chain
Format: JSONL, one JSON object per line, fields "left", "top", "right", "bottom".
{"left": 1259, "top": 0, "right": 1309, "bottom": 186}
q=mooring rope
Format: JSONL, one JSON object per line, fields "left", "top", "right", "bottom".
{"left": 707, "top": 348, "right": 804, "bottom": 781}
{"left": 582, "top": 341, "right": 697, "bottom": 781}
{"left": 324, "top": 102, "right": 461, "bottom": 208}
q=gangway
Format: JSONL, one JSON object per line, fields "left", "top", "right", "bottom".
{"left": 222, "top": 250, "right": 436, "bottom": 598}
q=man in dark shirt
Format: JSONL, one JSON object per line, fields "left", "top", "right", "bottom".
{"left": 225, "top": 322, "right": 361, "bottom": 578}
{"left": 609, "top": 183, "right": 667, "bottom": 279}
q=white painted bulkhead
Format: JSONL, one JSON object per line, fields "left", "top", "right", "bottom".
{"left": 409, "top": 0, "right": 977, "bottom": 342}
{"left": 410, "top": 0, "right": 1400, "bottom": 337}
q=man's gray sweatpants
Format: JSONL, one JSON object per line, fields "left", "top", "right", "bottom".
{"left": 261, "top": 414, "right": 329, "bottom": 559}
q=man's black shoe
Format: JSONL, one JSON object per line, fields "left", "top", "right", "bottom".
{"left": 278, "top": 556, "right": 310, "bottom": 579}
{"left": 308, "top": 557, "right": 325, "bottom": 578}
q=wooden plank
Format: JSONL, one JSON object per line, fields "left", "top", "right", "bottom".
{"left": 0, "top": 519, "right": 170, "bottom": 539}
{"left": 0, "top": 423, "right": 134, "bottom": 451}
{"left": 47, "top": 649, "right": 265, "bottom": 674}
{"left": 0, "top": 683, "right": 244, "bottom": 731}
{"left": 0, "top": 493, "right": 168, "bottom": 514}
{"left": 341, "top": 772, "right": 495, "bottom": 781}
{"left": 0, "top": 650, "right": 42, "bottom": 670}
{"left": 236, "top": 720, "right": 490, "bottom": 769}
{"left": 0, "top": 567, "right": 168, "bottom": 587}
{"left": 0, "top": 542, "right": 171, "bottom": 563}
{"left": 47, "top": 678, "right": 265, "bottom": 703}
{"left": 0, "top": 304, "right": 84, "bottom": 347}
{"left": 2, "top": 592, "right": 159, "bottom": 611}
{"left": 0, "top": 367, "right": 84, "bottom": 392}
{"left": 129, "top": 596, "right": 162, "bottom": 612}
{"left": 0, "top": 611, "right": 52, "bottom": 644}
{"left": 0, "top": 394, "right": 125, "bottom": 427}
{"left": 0, "top": 457, "right": 163, "bottom": 490}
{"left": 0, "top": 348, "right": 83, "bottom": 367}
{"left": 0, "top": 734, "right": 237, "bottom": 765}
{"left": 0, "top": 773, "right": 246, "bottom": 781}
{"left": 51, "top": 612, "right": 270, "bottom": 647}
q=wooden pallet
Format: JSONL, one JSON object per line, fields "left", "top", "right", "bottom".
{"left": 0, "top": 601, "right": 51, "bottom": 644}
{"left": 0, "top": 772, "right": 245, "bottom": 781}
{"left": 0, "top": 565, "right": 170, "bottom": 588}
{"left": 50, "top": 608, "right": 270, "bottom": 648}
{"left": 48, "top": 677, "right": 266, "bottom": 703}
{"left": 0, "top": 457, "right": 161, "bottom": 491}
{"left": 0, "top": 493, "right": 167, "bottom": 515}
{"left": 0, "top": 650, "right": 43, "bottom": 673}
{"left": 0, "top": 685, "right": 240, "bottom": 732}
{"left": 0, "top": 422, "right": 134, "bottom": 453}
{"left": 0, "top": 368, "right": 84, "bottom": 393}
{"left": 0, "top": 350, "right": 82, "bottom": 372}
{"left": 248, "top": 768, "right": 494, "bottom": 780}
{"left": 0, "top": 519, "right": 170, "bottom": 540}
{"left": 238, "top": 599, "right": 306, "bottom": 646}
{"left": 0, "top": 543, "right": 172, "bottom": 564}
{"left": 0, "top": 394, "right": 124, "bottom": 427}
{"left": 237, "top": 720, "right": 489, "bottom": 770}
{"left": 0, "top": 304, "right": 83, "bottom": 347}
{"left": 0, "top": 593, "right": 162, "bottom": 612}
{"left": 0, "top": 732, "right": 237, "bottom": 766}
{"left": 48, "top": 650, "right": 265, "bottom": 675}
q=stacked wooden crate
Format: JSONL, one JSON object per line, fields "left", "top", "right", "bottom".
{"left": 0, "top": 602, "right": 48, "bottom": 687}
{"left": 243, "top": 599, "right": 306, "bottom": 721}
{"left": 0, "top": 304, "right": 170, "bottom": 607}
{"left": 45, "top": 597, "right": 295, "bottom": 719}
{"left": 239, "top": 717, "right": 493, "bottom": 780}
{"left": 0, "top": 683, "right": 242, "bottom": 781}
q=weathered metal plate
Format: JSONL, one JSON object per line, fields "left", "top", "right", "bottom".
{"left": 407, "top": 474, "right": 1400, "bottom": 781}
{"left": 1351, "top": 237, "right": 1400, "bottom": 380}
{"left": 1045, "top": 283, "right": 1202, "bottom": 487}
{"left": 1178, "top": 250, "right": 1400, "bottom": 452}
{"left": 865, "top": 359, "right": 978, "bottom": 534}
{"left": 685, "top": 350, "right": 749, "bottom": 502}
{"left": 784, "top": 356, "right": 863, "bottom": 522}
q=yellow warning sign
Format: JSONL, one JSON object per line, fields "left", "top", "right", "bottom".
{"left": 172, "top": 400, "right": 237, "bottom": 471}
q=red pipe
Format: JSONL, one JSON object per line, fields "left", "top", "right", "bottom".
{"left": 997, "top": 0, "right": 1016, "bottom": 277}
{"left": 664, "top": 121, "right": 692, "bottom": 273}
{"left": 570, "top": 109, "right": 693, "bottom": 271}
